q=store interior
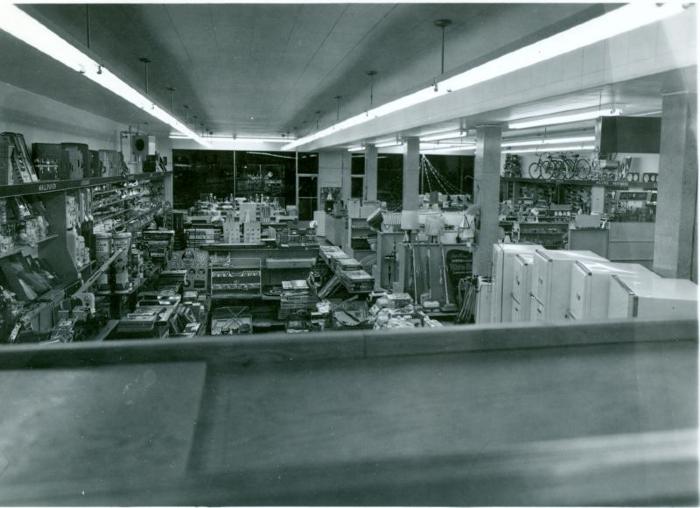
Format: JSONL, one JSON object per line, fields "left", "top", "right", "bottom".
{"left": 0, "top": 3, "right": 696, "bottom": 506}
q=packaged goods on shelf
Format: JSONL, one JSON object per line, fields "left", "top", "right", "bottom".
{"left": 61, "top": 143, "right": 89, "bottom": 180}
{"left": 279, "top": 279, "right": 319, "bottom": 319}
{"left": 2, "top": 132, "right": 38, "bottom": 183}
{"left": 32, "top": 143, "right": 62, "bottom": 180}
{"left": 243, "top": 221, "right": 261, "bottom": 243}
{"left": 98, "top": 150, "right": 126, "bottom": 177}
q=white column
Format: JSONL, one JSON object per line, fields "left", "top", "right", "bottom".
{"left": 364, "top": 143, "right": 378, "bottom": 202}
{"left": 473, "top": 125, "right": 502, "bottom": 277}
{"left": 402, "top": 137, "right": 420, "bottom": 210}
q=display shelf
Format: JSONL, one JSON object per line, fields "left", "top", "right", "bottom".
{"left": 211, "top": 292, "right": 264, "bottom": 300}
{"left": 95, "top": 208, "right": 130, "bottom": 221}
{"left": 500, "top": 176, "right": 629, "bottom": 189}
{"left": 0, "top": 234, "right": 58, "bottom": 261}
{"left": 0, "top": 172, "right": 167, "bottom": 198}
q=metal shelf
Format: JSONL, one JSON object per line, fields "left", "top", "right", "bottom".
{"left": 0, "top": 172, "right": 167, "bottom": 198}
{"left": 0, "top": 234, "right": 58, "bottom": 261}
{"left": 500, "top": 176, "right": 629, "bottom": 189}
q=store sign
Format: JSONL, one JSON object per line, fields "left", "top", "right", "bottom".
{"left": 37, "top": 182, "right": 58, "bottom": 192}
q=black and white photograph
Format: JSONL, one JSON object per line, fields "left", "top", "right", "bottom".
{"left": 0, "top": 0, "right": 697, "bottom": 505}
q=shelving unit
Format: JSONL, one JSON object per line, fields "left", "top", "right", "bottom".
{"left": 0, "top": 172, "right": 172, "bottom": 338}
{"left": 210, "top": 258, "right": 263, "bottom": 300}
{"left": 0, "top": 234, "right": 58, "bottom": 261}
{"left": 346, "top": 216, "right": 375, "bottom": 259}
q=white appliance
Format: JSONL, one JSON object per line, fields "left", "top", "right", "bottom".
{"left": 510, "top": 253, "right": 534, "bottom": 322}
{"left": 490, "top": 243, "right": 543, "bottom": 323}
{"left": 568, "top": 261, "right": 658, "bottom": 321}
{"left": 475, "top": 276, "right": 493, "bottom": 324}
{"left": 530, "top": 249, "right": 606, "bottom": 322}
{"left": 608, "top": 275, "right": 698, "bottom": 320}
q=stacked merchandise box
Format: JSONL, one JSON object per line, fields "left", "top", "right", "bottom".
{"left": 32, "top": 143, "right": 62, "bottom": 180}
{"left": 98, "top": 149, "right": 126, "bottom": 177}
{"left": 243, "top": 221, "right": 261, "bottom": 243}
{"left": 88, "top": 150, "right": 104, "bottom": 177}
{"left": 61, "top": 143, "right": 89, "bottom": 180}
{"left": 186, "top": 228, "right": 219, "bottom": 247}
{"left": 2, "top": 133, "right": 38, "bottom": 183}
{"left": 0, "top": 137, "right": 12, "bottom": 185}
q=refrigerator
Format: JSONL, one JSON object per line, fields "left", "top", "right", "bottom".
{"left": 530, "top": 249, "right": 606, "bottom": 322}
{"left": 490, "top": 243, "right": 543, "bottom": 323}
{"left": 568, "top": 261, "right": 658, "bottom": 321}
{"left": 510, "top": 253, "right": 535, "bottom": 322}
{"left": 608, "top": 275, "right": 698, "bottom": 320}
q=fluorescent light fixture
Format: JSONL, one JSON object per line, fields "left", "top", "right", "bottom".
{"left": 0, "top": 4, "right": 209, "bottom": 147}
{"left": 421, "top": 142, "right": 476, "bottom": 150}
{"left": 283, "top": 2, "right": 683, "bottom": 151}
{"left": 508, "top": 108, "right": 622, "bottom": 129}
{"left": 376, "top": 140, "right": 403, "bottom": 148}
{"left": 501, "top": 135, "right": 596, "bottom": 147}
{"left": 419, "top": 126, "right": 463, "bottom": 137}
{"left": 502, "top": 144, "right": 596, "bottom": 154}
{"left": 347, "top": 145, "right": 365, "bottom": 152}
{"left": 170, "top": 133, "right": 291, "bottom": 143}
{"left": 422, "top": 146, "right": 477, "bottom": 153}
{"left": 420, "top": 130, "right": 467, "bottom": 142}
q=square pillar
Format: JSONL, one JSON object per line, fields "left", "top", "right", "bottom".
{"left": 473, "top": 125, "right": 502, "bottom": 277}
{"left": 340, "top": 150, "right": 352, "bottom": 203}
{"left": 364, "top": 144, "right": 378, "bottom": 202}
{"left": 653, "top": 92, "right": 697, "bottom": 281}
{"left": 402, "top": 137, "right": 420, "bottom": 210}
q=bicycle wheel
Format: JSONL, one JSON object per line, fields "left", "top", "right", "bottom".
{"left": 528, "top": 161, "right": 542, "bottom": 179}
{"left": 575, "top": 158, "right": 591, "bottom": 180}
{"left": 542, "top": 160, "right": 556, "bottom": 179}
{"left": 560, "top": 158, "right": 576, "bottom": 180}
{"left": 550, "top": 159, "right": 565, "bottom": 180}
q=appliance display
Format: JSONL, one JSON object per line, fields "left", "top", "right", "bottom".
{"left": 510, "top": 252, "right": 535, "bottom": 322}
{"left": 530, "top": 249, "right": 606, "bottom": 322}
{"left": 490, "top": 243, "right": 543, "bottom": 323}
{"left": 608, "top": 276, "right": 698, "bottom": 320}
{"left": 568, "top": 261, "right": 658, "bottom": 321}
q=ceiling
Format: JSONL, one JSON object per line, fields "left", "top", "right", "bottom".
{"left": 3, "top": 3, "right": 617, "bottom": 140}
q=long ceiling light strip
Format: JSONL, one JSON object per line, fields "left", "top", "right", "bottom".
{"left": 422, "top": 147, "right": 477, "bottom": 153}
{"left": 502, "top": 144, "right": 596, "bottom": 154}
{"left": 0, "top": 4, "right": 210, "bottom": 147}
{"left": 375, "top": 140, "right": 403, "bottom": 148}
{"left": 508, "top": 108, "right": 622, "bottom": 129}
{"left": 501, "top": 135, "right": 596, "bottom": 147}
{"left": 283, "top": 3, "right": 684, "bottom": 151}
{"left": 169, "top": 133, "right": 291, "bottom": 143}
{"left": 421, "top": 142, "right": 476, "bottom": 150}
{"left": 420, "top": 130, "right": 467, "bottom": 142}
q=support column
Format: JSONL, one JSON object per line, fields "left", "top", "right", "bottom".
{"left": 364, "top": 143, "right": 378, "bottom": 202}
{"left": 653, "top": 92, "right": 697, "bottom": 281}
{"left": 340, "top": 150, "right": 352, "bottom": 204}
{"left": 473, "top": 125, "right": 502, "bottom": 277}
{"left": 402, "top": 137, "right": 420, "bottom": 210}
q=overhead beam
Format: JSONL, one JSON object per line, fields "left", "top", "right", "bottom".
{"left": 297, "top": 10, "right": 695, "bottom": 151}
